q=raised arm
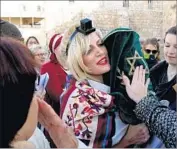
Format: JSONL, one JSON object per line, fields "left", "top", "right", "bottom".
{"left": 122, "top": 65, "right": 177, "bottom": 148}
{"left": 134, "top": 94, "right": 177, "bottom": 148}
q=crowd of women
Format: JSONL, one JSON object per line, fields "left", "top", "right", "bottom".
{"left": 0, "top": 18, "right": 176, "bottom": 148}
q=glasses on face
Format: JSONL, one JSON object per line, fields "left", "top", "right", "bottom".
{"left": 144, "top": 49, "right": 158, "bottom": 55}
{"left": 34, "top": 53, "right": 48, "bottom": 57}
{"left": 29, "top": 42, "right": 38, "bottom": 45}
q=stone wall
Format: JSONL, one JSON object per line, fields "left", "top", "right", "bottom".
{"left": 50, "top": 1, "right": 176, "bottom": 60}
{"left": 53, "top": 1, "right": 166, "bottom": 38}
{"left": 88, "top": 1, "right": 164, "bottom": 39}
{"left": 52, "top": 1, "right": 176, "bottom": 42}
{"left": 128, "top": 10, "right": 163, "bottom": 39}
{"left": 162, "top": 1, "right": 176, "bottom": 36}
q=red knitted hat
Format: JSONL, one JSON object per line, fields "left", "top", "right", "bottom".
{"left": 49, "top": 33, "right": 63, "bottom": 53}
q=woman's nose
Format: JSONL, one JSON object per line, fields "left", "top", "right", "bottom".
{"left": 96, "top": 47, "right": 105, "bottom": 56}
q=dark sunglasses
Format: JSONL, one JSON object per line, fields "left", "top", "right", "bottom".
{"left": 145, "top": 49, "right": 158, "bottom": 55}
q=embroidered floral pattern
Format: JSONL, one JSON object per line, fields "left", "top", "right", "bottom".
{"left": 61, "top": 80, "right": 114, "bottom": 147}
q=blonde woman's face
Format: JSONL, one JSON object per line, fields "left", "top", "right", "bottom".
{"left": 164, "top": 33, "right": 177, "bottom": 65}
{"left": 82, "top": 32, "right": 110, "bottom": 76}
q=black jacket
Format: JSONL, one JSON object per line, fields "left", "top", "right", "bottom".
{"left": 150, "top": 60, "right": 176, "bottom": 110}
{"left": 134, "top": 93, "right": 177, "bottom": 148}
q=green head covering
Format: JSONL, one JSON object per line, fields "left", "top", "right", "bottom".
{"left": 103, "top": 28, "right": 149, "bottom": 124}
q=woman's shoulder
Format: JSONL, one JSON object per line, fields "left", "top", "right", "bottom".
{"left": 41, "top": 61, "right": 65, "bottom": 74}
{"left": 42, "top": 61, "right": 53, "bottom": 68}
{"left": 60, "top": 77, "right": 77, "bottom": 104}
{"left": 41, "top": 61, "right": 54, "bottom": 74}
{"left": 149, "top": 60, "right": 168, "bottom": 86}
{"left": 150, "top": 60, "right": 168, "bottom": 74}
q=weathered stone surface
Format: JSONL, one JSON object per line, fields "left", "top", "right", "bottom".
{"left": 54, "top": 1, "right": 175, "bottom": 38}
{"left": 162, "top": 1, "right": 176, "bottom": 36}
{"left": 52, "top": 1, "right": 176, "bottom": 59}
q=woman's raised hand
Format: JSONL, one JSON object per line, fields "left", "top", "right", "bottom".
{"left": 122, "top": 65, "right": 150, "bottom": 103}
{"left": 37, "top": 99, "right": 78, "bottom": 148}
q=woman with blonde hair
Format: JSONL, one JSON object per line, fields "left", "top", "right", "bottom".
{"left": 57, "top": 18, "right": 150, "bottom": 148}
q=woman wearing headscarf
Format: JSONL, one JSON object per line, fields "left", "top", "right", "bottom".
{"left": 40, "top": 34, "right": 67, "bottom": 147}
{"left": 41, "top": 34, "right": 67, "bottom": 114}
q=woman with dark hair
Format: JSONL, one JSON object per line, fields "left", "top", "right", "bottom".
{"left": 0, "top": 37, "right": 38, "bottom": 147}
{"left": 150, "top": 26, "right": 177, "bottom": 111}
{"left": 0, "top": 37, "right": 86, "bottom": 148}
{"left": 26, "top": 36, "right": 40, "bottom": 48}
{"left": 142, "top": 38, "right": 160, "bottom": 69}
{"left": 0, "top": 21, "right": 51, "bottom": 148}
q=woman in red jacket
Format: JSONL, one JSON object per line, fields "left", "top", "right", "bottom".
{"left": 40, "top": 34, "right": 67, "bottom": 147}
{"left": 41, "top": 33, "right": 67, "bottom": 114}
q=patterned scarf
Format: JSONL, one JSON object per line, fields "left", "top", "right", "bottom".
{"left": 60, "top": 77, "right": 117, "bottom": 147}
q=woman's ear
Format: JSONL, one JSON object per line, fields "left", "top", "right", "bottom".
{"left": 10, "top": 140, "right": 35, "bottom": 148}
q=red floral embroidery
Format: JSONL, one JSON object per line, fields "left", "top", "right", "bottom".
{"left": 62, "top": 80, "right": 114, "bottom": 142}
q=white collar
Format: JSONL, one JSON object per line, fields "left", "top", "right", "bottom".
{"left": 87, "top": 79, "right": 110, "bottom": 93}
{"left": 61, "top": 67, "right": 71, "bottom": 75}
{"left": 64, "top": 70, "right": 71, "bottom": 75}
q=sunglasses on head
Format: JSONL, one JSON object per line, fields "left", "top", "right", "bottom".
{"left": 145, "top": 49, "right": 158, "bottom": 55}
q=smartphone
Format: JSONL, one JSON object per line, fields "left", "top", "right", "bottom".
{"left": 36, "top": 73, "right": 49, "bottom": 97}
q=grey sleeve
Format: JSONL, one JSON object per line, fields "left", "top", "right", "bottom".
{"left": 134, "top": 93, "right": 177, "bottom": 148}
